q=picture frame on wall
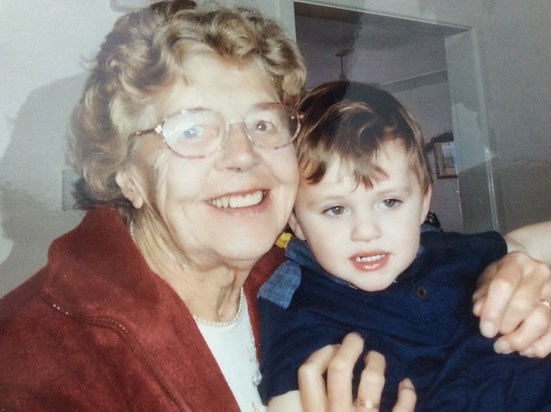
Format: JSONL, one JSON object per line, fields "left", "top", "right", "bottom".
{"left": 434, "top": 141, "right": 457, "bottom": 178}
{"left": 427, "top": 132, "right": 457, "bottom": 179}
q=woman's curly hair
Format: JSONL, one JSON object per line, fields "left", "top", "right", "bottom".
{"left": 70, "top": 0, "right": 306, "bottom": 221}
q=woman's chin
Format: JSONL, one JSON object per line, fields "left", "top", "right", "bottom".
{"left": 212, "top": 226, "right": 278, "bottom": 265}
{"left": 219, "top": 235, "right": 275, "bottom": 263}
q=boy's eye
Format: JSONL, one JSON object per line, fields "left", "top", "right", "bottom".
{"left": 381, "top": 198, "right": 401, "bottom": 209}
{"left": 323, "top": 205, "right": 347, "bottom": 216}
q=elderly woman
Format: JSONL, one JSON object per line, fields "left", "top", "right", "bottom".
{"left": 0, "top": 1, "right": 549, "bottom": 411}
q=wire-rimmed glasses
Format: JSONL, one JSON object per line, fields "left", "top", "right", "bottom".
{"left": 129, "top": 102, "right": 302, "bottom": 159}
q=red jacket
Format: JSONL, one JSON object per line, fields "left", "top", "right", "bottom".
{"left": 0, "top": 207, "right": 284, "bottom": 411}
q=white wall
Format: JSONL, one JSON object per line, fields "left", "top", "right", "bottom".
{"left": 481, "top": 0, "right": 551, "bottom": 231}
{"left": 0, "top": 1, "right": 122, "bottom": 296}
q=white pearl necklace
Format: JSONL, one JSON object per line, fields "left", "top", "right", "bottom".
{"left": 192, "top": 288, "right": 245, "bottom": 327}
{"left": 129, "top": 221, "right": 137, "bottom": 243}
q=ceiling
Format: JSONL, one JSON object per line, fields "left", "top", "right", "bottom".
{"left": 294, "top": 2, "right": 465, "bottom": 88}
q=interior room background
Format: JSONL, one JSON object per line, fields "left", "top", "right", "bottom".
{"left": 1, "top": 0, "right": 549, "bottom": 297}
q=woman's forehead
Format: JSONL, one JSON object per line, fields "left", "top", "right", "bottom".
{"left": 163, "top": 53, "right": 276, "bottom": 110}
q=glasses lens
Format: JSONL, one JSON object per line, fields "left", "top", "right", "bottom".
{"left": 244, "top": 103, "right": 300, "bottom": 149}
{"left": 162, "top": 109, "right": 225, "bottom": 158}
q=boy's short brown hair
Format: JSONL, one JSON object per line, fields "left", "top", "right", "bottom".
{"left": 296, "top": 80, "right": 432, "bottom": 192}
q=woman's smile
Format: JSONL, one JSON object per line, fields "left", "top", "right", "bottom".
{"left": 207, "top": 189, "right": 266, "bottom": 209}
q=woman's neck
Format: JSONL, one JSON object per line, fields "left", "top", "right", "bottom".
{"left": 129, "top": 219, "right": 252, "bottom": 323}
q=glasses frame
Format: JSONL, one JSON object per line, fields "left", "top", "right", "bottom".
{"left": 129, "top": 102, "right": 303, "bottom": 159}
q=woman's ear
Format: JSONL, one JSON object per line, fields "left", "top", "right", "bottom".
{"left": 289, "top": 212, "right": 307, "bottom": 241}
{"left": 115, "top": 169, "right": 144, "bottom": 209}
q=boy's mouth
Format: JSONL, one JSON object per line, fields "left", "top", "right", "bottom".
{"left": 354, "top": 253, "right": 386, "bottom": 263}
{"left": 350, "top": 253, "right": 388, "bottom": 271}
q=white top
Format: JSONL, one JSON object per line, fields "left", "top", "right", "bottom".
{"left": 195, "top": 298, "right": 265, "bottom": 412}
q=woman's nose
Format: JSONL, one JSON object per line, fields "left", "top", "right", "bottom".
{"left": 215, "top": 122, "right": 258, "bottom": 171}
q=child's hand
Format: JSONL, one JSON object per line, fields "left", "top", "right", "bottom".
{"left": 473, "top": 251, "right": 551, "bottom": 357}
{"left": 298, "top": 333, "right": 416, "bottom": 412}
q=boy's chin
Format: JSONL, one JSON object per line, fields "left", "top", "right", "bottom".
{"left": 348, "top": 277, "right": 398, "bottom": 292}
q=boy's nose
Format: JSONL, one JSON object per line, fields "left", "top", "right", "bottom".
{"left": 350, "top": 214, "right": 381, "bottom": 242}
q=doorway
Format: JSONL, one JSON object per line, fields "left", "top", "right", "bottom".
{"left": 293, "top": 1, "right": 498, "bottom": 233}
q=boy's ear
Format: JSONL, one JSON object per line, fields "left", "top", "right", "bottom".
{"left": 420, "top": 185, "right": 433, "bottom": 224}
{"left": 115, "top": 169, "right": 144, "bottom": 209}
{"left": 289, "top": 212, "right": 307, "bottom": 241}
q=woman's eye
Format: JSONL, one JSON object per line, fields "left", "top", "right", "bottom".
{"left": 181, "top": 125, "right": 201, "bottom": 140}
{"left": 324, "top": 205, "right": 347, "bottom": 216}
{"left": 254, "top": 119, "right": 276, "bottom": 134}
{"left": 177, "top": 122, "right": 219, "bottom": 142}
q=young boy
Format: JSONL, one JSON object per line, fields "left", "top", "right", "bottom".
{"left": 258, "top": 81, "right": 551, "bottom": 411}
